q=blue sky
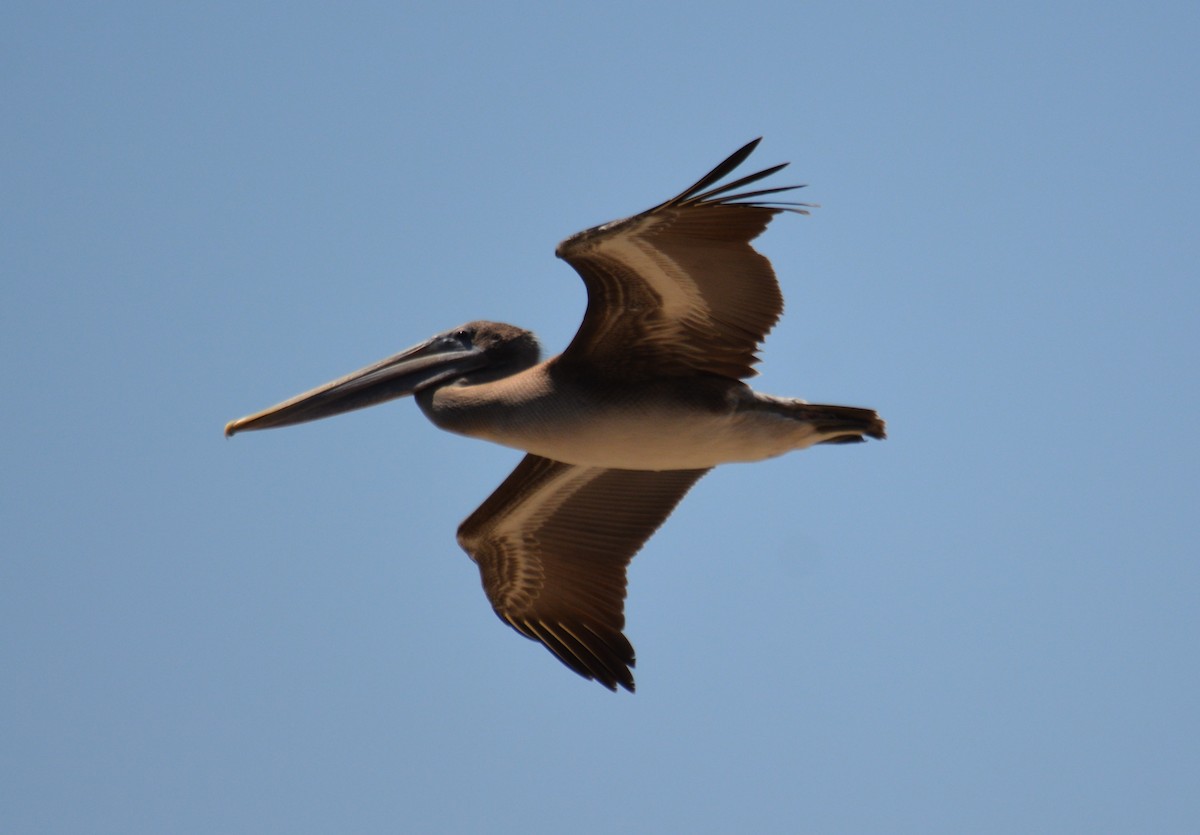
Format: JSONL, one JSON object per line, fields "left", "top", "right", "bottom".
{"left": 4, "top": 2, "right": 1198, "bottom": 832}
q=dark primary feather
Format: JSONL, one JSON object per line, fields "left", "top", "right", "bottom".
{"left": 665, "top": 138, "right": 803, "bottom": 208}
{"left": 457, "top": 455, "right": 709, "bottom": 691}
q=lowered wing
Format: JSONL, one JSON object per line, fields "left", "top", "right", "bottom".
{"left": 457, "top": 454, "right": 709, "bottom": 691}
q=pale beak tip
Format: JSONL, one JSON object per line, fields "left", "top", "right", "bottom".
{"left": 224, "top": 419, "right": 241, "bottom": 438}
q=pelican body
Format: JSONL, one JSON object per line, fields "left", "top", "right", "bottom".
{"left": 226, "top": 140, "right": 885, "bottom": 691}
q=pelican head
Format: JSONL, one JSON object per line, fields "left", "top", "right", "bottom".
{"left": 224, "top": 320, "right": 540, "bottom": 437}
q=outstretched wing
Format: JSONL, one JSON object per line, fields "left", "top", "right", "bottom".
{"left": 457, "top": 454, "right": 709, "bottom": 692}
{"left": 555, "top": 138, "right": 812, "bottom": 381}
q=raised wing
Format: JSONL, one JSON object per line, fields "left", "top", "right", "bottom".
{"left": 457, "top": 454, "right": 709, "bottom": 692}
{"left": 555, "top": 138, "right": 812, "bottom": 381}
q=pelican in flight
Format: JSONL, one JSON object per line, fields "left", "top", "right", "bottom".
{"left": 226, "top": 139, "right": 885, "bottom": 691}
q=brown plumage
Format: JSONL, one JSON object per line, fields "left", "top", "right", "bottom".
{"left": 458, "top": 456, "right": 708, "bottom": 692}
{"left": 225, "top": 139, "right": 883, "bottom": 692}
{"left": 556, "top": 138, "right": 811, "bottom": 381}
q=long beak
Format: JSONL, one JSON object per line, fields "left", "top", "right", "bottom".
{"left": 225, "top": 336, "right": 486, "bottom": 437}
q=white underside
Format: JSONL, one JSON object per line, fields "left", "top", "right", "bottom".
{"left": 462, "top": 397, "right": 829, "bottom": 470}
{"left": 520, "top": 417, "right": 821, "bottom": 470}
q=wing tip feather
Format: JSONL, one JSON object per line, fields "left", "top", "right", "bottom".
{"left": 512, "top": 616, "right": 636, "bottom": 692}
{"left": 556, "top": 138, "right": 808, "bottom": 262}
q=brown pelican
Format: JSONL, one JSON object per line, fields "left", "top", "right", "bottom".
{"left": 225, "top": 139, "right": 885, "bottom": 691}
